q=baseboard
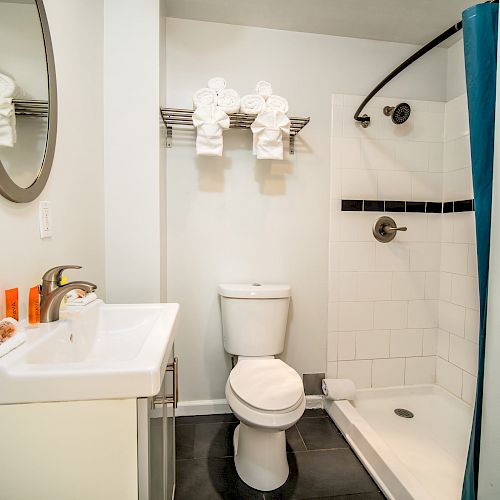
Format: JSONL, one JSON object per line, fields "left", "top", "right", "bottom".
{"left": 176, "top": 395, "right": 324, "bottom": 416}
{"left": 176, "top": 399, "right": 231, "bottom": 416}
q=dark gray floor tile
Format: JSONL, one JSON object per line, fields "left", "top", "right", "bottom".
{"left": 296, "top": 417, "right": 348, "bottom": 450}
{"left": 176, "top": 413, "right": 238, "bottom": 425}
{"left": 263, "top": 449, "right": 380, "bottom": 499}
{"left": 286, "top": 425, "right": 307, "bottom": 453}
{"left": 176, "top": 421, "right": 238, "bottom": 459}
{"left": 193, "top": 421, "right": 238, "bottom": 458}
{"left": 314, "top": 492, "right": 386, "bottom": 499}
{"left": 176, "top": 457, "right": 264, "bottom": 500}
{"left": 301, "top": 409, "right": 327, "bottom": 419}
{"left": 175, "top": 424, "right": 195, "bottom": 460}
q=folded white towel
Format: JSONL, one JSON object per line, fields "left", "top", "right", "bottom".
{"left": 0, "top": 97, "right": 16, "bottom": 147}
{"left": 251, "top": 109, "right": 290, "bottom": 160}
{"left": 66, "top": 291, "right": 98, "bottom": 307}
{"left": 208, "top": 77, "right": 227, "bottom": 93}
{"left": 217, "top": 88, "right": 241, "bottom": 114}
{"left": 322, "top": 378, "right": 356, "bottom": 401}
{"left": 240, "top": 94, "right": 266, "bottom": 115}
{"left": 255, "top": 80, "right": 273, "bottom": 99}
{"left": 192, "top": 104, "right": 230, "bottom": 156}
{"left": 0, "top": 73, "right": 16, "bottom": 98}
{"left": 265, "top": 95, "right": 289, "bottom": 114}
{"left": 0, "top": 318, "right": 26, "bottom": 359}
{"left": 193, "top": 87, "right": 218, "bottom": 109}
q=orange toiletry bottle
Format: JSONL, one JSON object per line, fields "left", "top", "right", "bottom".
{"left": 5, "top": 288, "right": 19, "bottom": 321}
{"left": 28, "top": 286, "right": 40, "bottom": 327}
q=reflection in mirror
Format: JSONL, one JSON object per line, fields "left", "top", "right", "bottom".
{"left": 0, "top": 0, "right": 55, "bottom": 202}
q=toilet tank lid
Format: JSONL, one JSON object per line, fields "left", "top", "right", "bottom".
{"left": 218, "top": 283, "right": 291, "bottom": 299}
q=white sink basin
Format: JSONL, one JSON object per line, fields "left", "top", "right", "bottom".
{"left": 0, "top": 300, "right": 179, "bottom": 404}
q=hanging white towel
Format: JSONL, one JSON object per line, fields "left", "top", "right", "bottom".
{"left": 0, "top": 73, "right": 16, "bottom": 147}
{"left": 192, "top": 104, "right": 230, "bottom": 156}
{"left": 240, "top": 94, "right": 266, "bottom": 115}
{"left": 193, "top": 87, "right": 217, "bottom": 108}
{"left": 208, "top": 77, "right": 227, "bottom": 93}
{"left": 265, "top": 95, "right": 289, "bottom": 114}
{"left": 0, "top": 98, "right": 16, "bottom": 147}
{"left": 255, "top": 80, "right": 273, "bottom": 99}
{"left": 217, "top": 88, "right": 241, "bottom": 114}
{"left": 251, "top": 109, "right": 290, "bottom": 160}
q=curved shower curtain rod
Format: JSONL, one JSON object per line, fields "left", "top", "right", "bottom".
{"left": 353, "top": 0, "right": 499, "bottom": 128}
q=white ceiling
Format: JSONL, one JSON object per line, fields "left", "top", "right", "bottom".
{"left": 166, "top": 0, "right": 478, "bottom": 47}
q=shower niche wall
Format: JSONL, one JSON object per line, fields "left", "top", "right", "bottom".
{"left": 328, "top": 91, "right": 478, "bottom": 404}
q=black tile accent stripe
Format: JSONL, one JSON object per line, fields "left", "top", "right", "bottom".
{"left": 426, "top": 202, "right": 442, "bottom": 214}
{"left": 341, "top": 199, "right": 475, "bottom": 213}
{"left": 341, "top": 199, "right": 363, "bottom": 211}
{"left": 364, "top": 200, "right": 385, "bottom": 211}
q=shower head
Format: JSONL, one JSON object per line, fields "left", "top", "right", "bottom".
{"left": 383, "top": 102, "right": 411, "bottom": 124}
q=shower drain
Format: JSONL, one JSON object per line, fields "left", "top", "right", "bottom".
{"left": 394, "top": 408, "right": 414, "bottom": 419}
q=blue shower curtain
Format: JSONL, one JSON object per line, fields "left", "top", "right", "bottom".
{"left": 462, "top": 3, "right": 498, "bottom": 499}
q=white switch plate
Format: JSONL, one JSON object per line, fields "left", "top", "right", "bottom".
{"left": 39, "top": 201, "right": 52, "bottom": 238}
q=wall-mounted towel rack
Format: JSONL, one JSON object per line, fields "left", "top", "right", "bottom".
{"left": 160, "top": 107, "right": 310, "bottom": 154}
{"left": 13, "top": 99, "right": 48, "bottom": 117}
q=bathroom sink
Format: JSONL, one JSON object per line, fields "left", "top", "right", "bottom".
{"left": 0, "top": 300, "right": 179, "bottom": 404}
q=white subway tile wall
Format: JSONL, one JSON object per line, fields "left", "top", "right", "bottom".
{"left": 328, "top": 94, "right": 478, "bottom": 405}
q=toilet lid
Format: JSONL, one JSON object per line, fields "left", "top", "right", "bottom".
{"left": 229, "top": 359, "right": 304, "bottom": 411}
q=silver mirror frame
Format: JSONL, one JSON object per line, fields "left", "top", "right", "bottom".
{"left": 0, "top": 0, "right": 57, "bottom": 203}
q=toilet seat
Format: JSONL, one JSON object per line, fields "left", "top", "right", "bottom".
{"left": 229, "top": 358, "right": 304, "bottom": 412}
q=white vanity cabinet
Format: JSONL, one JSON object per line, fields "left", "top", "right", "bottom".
{"left": 0, "top": 356, "right": 178, "bottom": 500}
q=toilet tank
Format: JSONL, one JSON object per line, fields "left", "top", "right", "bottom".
{"left": 218, "top": 283, "right": 291, "bottom": 356}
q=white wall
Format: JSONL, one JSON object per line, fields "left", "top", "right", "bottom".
{"left": 103, "top": 0, "right": 165, "bottom": 303}
{"left": 0, "top": 0, "right": 105, "bottom": 319}
{"left": 165, "top": 18, "right": 448, "bottom": 402}
{"left": 447, "top": 38, "right": 467, "bottom": 101}
{"left": 328, "top": 94, "right": 443, "bottom": 389}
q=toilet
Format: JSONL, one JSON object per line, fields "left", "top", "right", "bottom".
{"left": 218, "top": 283, "right": 305, "bottom": 492}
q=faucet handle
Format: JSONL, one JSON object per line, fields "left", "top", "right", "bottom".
{"left": 42, "top": 265, "right": 82, "bottom": 284}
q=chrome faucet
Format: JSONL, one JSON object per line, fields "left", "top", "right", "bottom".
{"left": 40, "top": 265, "right": 97, "bottom": 323}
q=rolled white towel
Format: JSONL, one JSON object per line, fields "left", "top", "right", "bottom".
{"left": 193, "top": 87, "right": 217, "bottom": 109}
{"left": 265, "top": 95, "right": 289, "bottom": 114}
{"left": 217, "top": 88, "right": 240, "bottom": 114}
{"left": 208, "top": 77, "right": 227, "bottom": 93}
{"left": 0, "top": 73, "right": 16, "bottom": 98}
{"left": 240, "top": 94, "right": 266, "bottom": 115}
{"left": 255, "top": 80, "right": 273, "bottom": 99}
{"left": 322, "top": 378, "right": 356, "bottom": 401}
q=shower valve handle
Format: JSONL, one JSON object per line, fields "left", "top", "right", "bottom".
{"left": 384, "top": 225, "right": 407, "bottom": 232}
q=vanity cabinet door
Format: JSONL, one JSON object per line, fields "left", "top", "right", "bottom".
{"left": 149, "top": 353, "right": 177, "bottom": 500}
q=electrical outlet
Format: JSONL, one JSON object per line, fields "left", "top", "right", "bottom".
{"left": 39, "top": 201, "right": 52, "bottom": 238}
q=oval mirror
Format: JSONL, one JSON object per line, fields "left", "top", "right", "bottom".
{"left": 0, "top": 0, "right": 56, "bottom": 203}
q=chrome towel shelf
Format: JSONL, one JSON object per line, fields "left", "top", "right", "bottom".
{"left": 160, "top": 107, "right": 310, "bottom": 155}
{"left": 13, "top": 99, "right": 48, "bottom": 117}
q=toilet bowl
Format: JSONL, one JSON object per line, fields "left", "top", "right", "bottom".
{"left": 217, "top": 283, "right": 305, "bottom": 491}
{"left": 225, "top": 357, "right": 305, "bottom": 491}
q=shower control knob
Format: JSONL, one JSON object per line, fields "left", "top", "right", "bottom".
{"left": 373, "top": 216, "right": 407, "bottom": 243}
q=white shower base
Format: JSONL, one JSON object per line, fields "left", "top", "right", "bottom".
{"left": 325, "top": 384, "right": 473, "bottom": 500}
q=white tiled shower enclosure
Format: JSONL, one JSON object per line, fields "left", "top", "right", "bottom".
{"left": 328, "top": 94, "right": 478, "bottom": 405}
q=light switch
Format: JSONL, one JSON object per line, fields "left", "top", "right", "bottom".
{"left": 39, "top": 201, "right": 52, "bottom": 238}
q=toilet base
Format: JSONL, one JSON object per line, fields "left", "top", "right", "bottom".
{"left": 233, "top": 423, "right": 289, "bottom": 491}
